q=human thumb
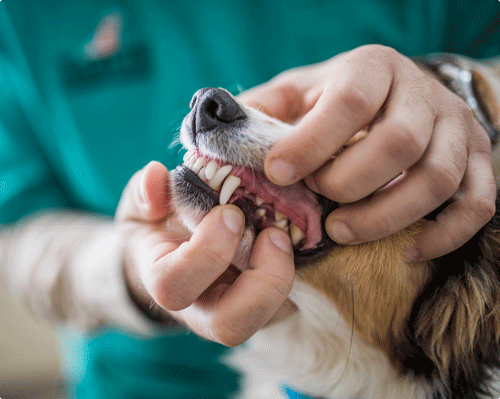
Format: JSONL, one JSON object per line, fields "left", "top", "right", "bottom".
{"left": 116, "top": 161, "right": 172, "bottom": 223}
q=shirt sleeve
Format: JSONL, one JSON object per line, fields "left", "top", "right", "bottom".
{"left": 0, "top": 211, "right": 155, "bottom": 334}
{"left": 0, "top": 51, "right": 156, "bottom": 334}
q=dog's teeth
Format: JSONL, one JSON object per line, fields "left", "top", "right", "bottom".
{"left": 274, "top": 218, "right": 289, "bottom": 229}
{"left": 208, "top": 165, "right": 233, "bottom": 190}
{"left": 205, "top": 160, "right": 219, "bottom": 180}
{"left": 186, "top": 153, "right": 196, "bottom": 168}
{"left": 255, "top": 196, "right": 266, "bottom": 206}
{"left": 198, "top": 166, "right": 207, "bottom": 181}
{"left": 256, "top": 208, "right": 266, "bottom": 218}
{"left": 290, "top": 223, "right": 306, "bottom": 246}
{"left": 193, "top": 157, "right": 207, "bottom": 173}
{"left": 183, "top": 152, "right": 190, "bottom": 163}
{"left": 275, "top": 211, "right": 286, "bottom": 222}
{"left": 219, "top": 175, "right": 241, "bottom": 205}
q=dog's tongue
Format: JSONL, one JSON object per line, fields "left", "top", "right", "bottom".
{"left": 229, "top": 167, "right": 323, "bottom": 249}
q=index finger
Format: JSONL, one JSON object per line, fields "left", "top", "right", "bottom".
{"left": 264, "top": 50, "right": 393, "bottom": 186}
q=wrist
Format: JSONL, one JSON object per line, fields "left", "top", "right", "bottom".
{"left": 123, "top": 257, "right": 178, "bottom": 327}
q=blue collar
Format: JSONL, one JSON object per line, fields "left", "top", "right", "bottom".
{"left": 283, "top": 384, "right": 318, "bottom": 399}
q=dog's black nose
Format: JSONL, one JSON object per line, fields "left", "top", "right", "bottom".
{"left": 190, "top": 88, "right": 246, "bottom": 134}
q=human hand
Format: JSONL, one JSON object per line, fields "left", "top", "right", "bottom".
{"left": 116, "top": 161, "right": 296, "bottom": 346}
{"left": 238, "top": 45, "right": 497, "bottom": 260}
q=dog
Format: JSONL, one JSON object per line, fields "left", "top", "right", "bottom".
{"left": 171, "top": 87, "right": 500, "bottom": 399}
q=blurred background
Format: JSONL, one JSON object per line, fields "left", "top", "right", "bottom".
{"left": 0, "top": 289, "right": 66, "bottom": 399}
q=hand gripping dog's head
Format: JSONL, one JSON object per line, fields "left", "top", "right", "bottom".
{"left": 172, "top": 88, "right": 500, "bottom": 399}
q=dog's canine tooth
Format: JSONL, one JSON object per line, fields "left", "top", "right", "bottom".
{"left": 219, "top": 175, "right": 241, "bottom": 205}
{"left": 193, "top": 157, "right": 207, "bottom": 173}
{"left": 208, "top": 165, "right": 233, "bottom": 190}
{"left": 205, "top": 160, "right": 219, "bottom": 180}
{"left": 274, "top": 217, "right": 289, "bottom": 229}
{"left": 290, "top": 223, "right": 306, "bottom": 246}
{"left": 255, "top": 196, "right": 266, "bottom": 206}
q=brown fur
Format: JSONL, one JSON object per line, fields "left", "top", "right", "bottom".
{"left": 297, "top": 228, "right": 430, "bottom": 367}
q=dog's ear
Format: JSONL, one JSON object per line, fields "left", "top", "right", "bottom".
{"left": 408, "top": 194, "right": 500, "bottom": 397}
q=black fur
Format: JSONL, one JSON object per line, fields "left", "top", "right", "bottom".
{"left": 401, "top": 191, "right": 500, "bottom": 398}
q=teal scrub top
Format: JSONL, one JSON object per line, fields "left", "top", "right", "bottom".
{"left": 1, "top": 1, "right": 499, "bottom": 398}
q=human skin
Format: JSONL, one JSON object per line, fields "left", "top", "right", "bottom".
{"left": 120, "top": 45, "right": 496, "bottom": 345}
{"left": 239, "top": 45, "right": 496, "bottom": 261}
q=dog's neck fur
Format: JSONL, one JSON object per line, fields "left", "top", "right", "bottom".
{"left": 225, "top": 281, "right": 435, "bottom": 399}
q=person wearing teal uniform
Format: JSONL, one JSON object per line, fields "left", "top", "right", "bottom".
{"left": 1, "top": 1, "right": 499, "bottom": 398}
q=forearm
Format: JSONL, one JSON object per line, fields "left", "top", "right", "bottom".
{"left": 0, "top": 211, "right": 154, "bottom": 334}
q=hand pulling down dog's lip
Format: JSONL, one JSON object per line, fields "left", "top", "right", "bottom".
{"left": 118, "top": 43, "right": 496, "bottom": 348}
{"left": 238, "top": 44, "right": 496, "bottom": 261}
{"left": 117, "top": 162, "right": 297, "bottom": 347}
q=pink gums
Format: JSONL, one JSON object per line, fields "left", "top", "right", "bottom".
{"left": 228, "top": 165, "right": 323, "bottom": 250}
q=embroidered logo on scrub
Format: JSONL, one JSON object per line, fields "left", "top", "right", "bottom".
{"left": 62, "top": 12, "right": 151, "bottom": 89}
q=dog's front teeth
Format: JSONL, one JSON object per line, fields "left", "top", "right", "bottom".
{"left": 193, "top": 157, "right": 207, "bottom": 173}
{"left": 290, "top": 223, "right": 306, "bottom": 246}
{"left": 255, "top": 196, "right": 266, "bottom": 206}
{"left": 183, "top": 151, "right": 193, "bottom": 164}
{"left": 183, "top": 151, "right": 195, "bottom": 168}
{"left": 256, "top": 208, "right": 266, "bottom": 219}
{"left": 198, "top": 166, "right": 207, "bottom": 181}
{"left": 219, "top": 175, "right": 241, "bottom": 205}
{"left": 208, "top": 165, "right": 233, "bottom": 190}
{"left": 273, "top": 217, "right": 289, "bottom": 229}
{"left": 275, "top": 211, "right": 286, "bottom": 222}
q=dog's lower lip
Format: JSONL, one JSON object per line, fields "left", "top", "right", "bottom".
{"left": 177, "top": 156, "right": 338, "bottom": 263}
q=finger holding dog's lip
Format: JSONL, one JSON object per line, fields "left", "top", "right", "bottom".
{"left": 412, "top": 119, "right": 496, "bottom": 260}
{"left": 306, "top": 69, "right": 435, "bottom": 204}
{"left": 172, "top": 227, "right": 296, "bottom": 347}
{"left": 324, "top": 100, "right": 472, "bottom": 249}
{"left": 144, "top": 205, "right": 246, "bottom": 312}
{"left": 262, "top": 48, "right": 394, "bottom": 187}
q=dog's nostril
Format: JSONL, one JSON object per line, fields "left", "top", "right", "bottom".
{"left": 192, "top": 88, "right": 246, "bottom": 134}
{"left": 204, "top": 98, "right": 219, "bottom": 120}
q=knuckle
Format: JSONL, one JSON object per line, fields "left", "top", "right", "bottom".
{"left": 336, "top": 82, "right": 373, "bottom": 117}
{"left": 455, "top": 98, "right": 474, "bottom": 122}
{"left": 322, "top": 174, "right": 359, "bottom": 203}
{"left": 202, "top": 245, "right": 233, "bottom": 269}
{"left": 150, "top": 275, "right": 192, "bottom": 311}
{"left": 209, "top": 318, "right": 252, "bottom": 347}
{"left": 374, "top": 214, "right": 399, "bottom": 237}
{"left": 264, "top": 271, "right": 294, "bottom": 300}
{"left": 471, "top": 194, "right": 496, "bottom": 225}
{"left": 386, "top": 123, "right": 427, "bottom": 162}
{"left": 356, "top": 44, "right": 398, "bottom": 59}
{"left": 440, "top": 231, "right": 469, "bottom": 254}
{"left": 425, "top": 159, "right": 463, "bottom": 202}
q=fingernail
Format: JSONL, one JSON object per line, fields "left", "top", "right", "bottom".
{"left": 139, "top": 172, "right": 149, "bottom": 206}
{"left": 222, "top": 208, "right": 244, "bottom": 234}
{"left": 270, "top": 230, "right": 292, "bottom": 253}
{"left": 329, "top": 221, "right": 355, "bottom": 244}
{"left": 268, "top": 159, "right": 296, "bottom": 184}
